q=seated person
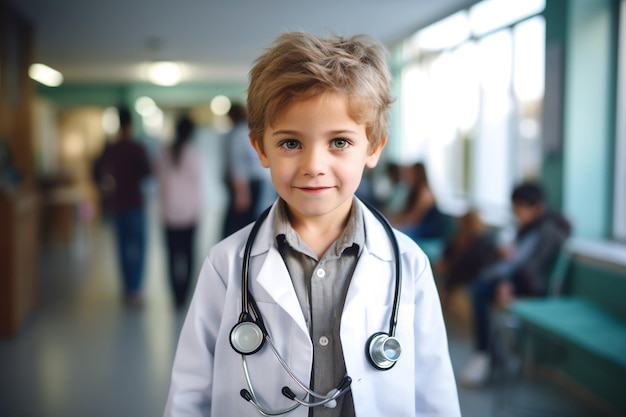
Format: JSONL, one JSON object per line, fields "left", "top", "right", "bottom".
{"left": 460, "top": 182, "right": 572, "bottom": 387}
{"left": 435, "top": 209, "right": 500, "bottom": 310}
{"left": 385, "top": 162, "right": 446, "bottom": 240}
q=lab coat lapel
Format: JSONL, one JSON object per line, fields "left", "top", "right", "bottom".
{"left": 255, "top": 248, "right": 309, "bottom": 336}
{"left": 342, "top": 246, "right": 393, "bottom": 326}
{"left": 342, "top": 205, "right": 396, "bottom": 328}
{"left": 249, "top": 205, "right": 309, "bottom": 338}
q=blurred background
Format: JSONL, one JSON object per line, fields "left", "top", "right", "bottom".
{"left": 0, "top": 0, "right": 625, "bottom": 416}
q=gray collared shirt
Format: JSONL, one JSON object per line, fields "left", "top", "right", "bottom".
{"left": 274, "top": 199, "right": 364, "bottom": 417}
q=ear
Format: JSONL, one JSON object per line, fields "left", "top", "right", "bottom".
{"left": 365, "top": 137, "right": 387, "bottom": 169}
{"left": 250, "top": 137, "right": 270, "bottom": 168}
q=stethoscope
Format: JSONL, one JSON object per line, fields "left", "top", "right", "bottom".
{"left": 230, "top": 201, "right": 402, "bottom": 416}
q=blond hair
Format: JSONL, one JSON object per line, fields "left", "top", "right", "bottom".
{"left": 247, "top": 32, "right": 393, "bottom": 150}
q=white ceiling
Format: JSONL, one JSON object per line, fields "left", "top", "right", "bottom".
{"left": 7, "top": 0, "right": 477, "bottom": 85}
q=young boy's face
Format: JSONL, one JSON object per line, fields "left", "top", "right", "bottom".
{"left": 251, "top": 92, "right": 385, "bottom": 224}
{"left": 512, "top": 202, "right": 544, "bottom": 227}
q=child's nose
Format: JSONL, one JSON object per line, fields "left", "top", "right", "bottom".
{"left": 300, "top": 146, "right": 327, "bottom": 176}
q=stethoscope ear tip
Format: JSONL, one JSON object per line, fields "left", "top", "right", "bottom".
{"left": 240, "top": 389, "right": 253, "bottom": 402}
{"left": 281, "top": 386, "right": 296, "bottom": 400}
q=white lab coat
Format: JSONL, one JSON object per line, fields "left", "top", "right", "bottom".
{"left": 164, "top": 200, "right": 461, "bottom": 417}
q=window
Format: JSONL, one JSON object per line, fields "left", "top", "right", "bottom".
{"left": 392, "top": 0, "right": 545, "bottom": 224}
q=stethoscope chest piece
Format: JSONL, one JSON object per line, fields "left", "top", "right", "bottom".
{"left": 230, "top": 319, "right": 264, "bottom": 355}
{"left": 367, "top": 332, "right": 402, "bottom": 370}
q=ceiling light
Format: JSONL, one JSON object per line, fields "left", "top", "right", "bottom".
{"left": 210, "top": 95, "right": 231, "bottom": 116}
{"left": 102, "top": 107, "right": 120, "bottom": 135}
{"left": 135, "top": 96, "right": 158, "bottom": 116}
{"left": 146, "top": 61, "right": 181, "bottom": 86}
{"left": 28, "top": 63, "right": 63, "bottom": 87}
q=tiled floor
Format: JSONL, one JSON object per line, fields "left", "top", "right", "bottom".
{"left": 0, "top": 132, "right": 615, "bottom": 416}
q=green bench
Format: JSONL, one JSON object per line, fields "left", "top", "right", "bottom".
{"left": 507, "top": 244, "right": 626, "bottom": 371}
{"left": 506, "top": 246, "right": 626, "bottom": 413}
{"left": 508, "top": 296, "right": 626, "bottom": 370}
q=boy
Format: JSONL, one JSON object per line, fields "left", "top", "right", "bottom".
{"left": 164, "top": 32, "right": 460, "bottom": 417}
{"left": 460, "top": 182, "right": 571, "bottom": 386}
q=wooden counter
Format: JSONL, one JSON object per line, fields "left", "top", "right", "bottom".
{"left": 0, "top": 187, "right": 39, "bottom": 338}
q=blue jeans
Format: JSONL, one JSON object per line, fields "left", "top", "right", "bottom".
{"left": 165, "top": 226, "right": 196, "bottom": 308}
{"left": 113, "top": 209, "right": 146, "bottom": 296}
{"left": 469, "top": 269, "right": 538, "bottom": 353}
{"left": 469, "top": 278, "right": 496, "bottom": 353}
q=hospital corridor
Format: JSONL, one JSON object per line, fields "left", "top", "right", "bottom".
{"left": 2, "top": 0, "right": 626, "bottom": 415}
{"left": 0, "top": 177, "right": 614, "bottom": 416}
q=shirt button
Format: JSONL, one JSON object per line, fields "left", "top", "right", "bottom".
{"left": 318, "top": 336, "right": 329, "bottom": 346}
{"left": 316, "top": 268, "right": 326, "bottom": 278}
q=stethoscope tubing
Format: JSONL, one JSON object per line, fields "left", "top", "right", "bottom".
{"left": 235, "top": 199, "right": 402, "bottom": 413}
{"left": 265, "top": 331, "right": 351, "bottom": 403}
{"left": 264, "top": 333, "right": 328, "bottom": 397}
{"left": 364, "top": 201, "right": 402, "bottom": 338}
{"left": 240, "top": 320, "right": 351, "bottom": 404}
{"left": 240, "top": 201, "right": 401, "bottom": 338}
{"left": 241, "top": 355, "right": 301, "bottom": 416}
{"left": 240, "top": 206, "right": 271, "bottom": 322}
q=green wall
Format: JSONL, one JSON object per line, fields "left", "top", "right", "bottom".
{"left": 37, "top": 81, "right": 248, "bottom": 110}
{"left": 562, "top": 0, "right": 617, "bottom": 239}
{"left": 36, "top": 80, "right": 249, "bottom": 141}
{"left": 540, "top": 0, "right": 568, "bottom": 211}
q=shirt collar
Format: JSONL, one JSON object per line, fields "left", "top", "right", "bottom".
{"left": 274, "top": 198, "right": 364, "bottom": 257}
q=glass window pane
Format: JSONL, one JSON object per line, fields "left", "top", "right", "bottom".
{"left": 514, "top": 16, "right": 545, "bottom": 179}
{"left": 399, "top": 64, "right": 427, "bottom": 163}
{"left": 474, "top": 30, "right": 514, "bottom": 212}
{"left": 514, "top": 17, "right": 545, "bottom": 101}
{"left": 393, "top": 0, "right": 547, "bottom": 223}
{"left": 430, "top": 45, "right": 480, "bottom": 203}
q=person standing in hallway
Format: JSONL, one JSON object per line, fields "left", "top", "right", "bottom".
{"left": 222, "top": 102, "right": 275, "bottom": 238}
{"left": 98, "top": 107, "right": 152, "bottom": 307}
{"left": 156, "top": 114, "right": 202, "bottom": 309}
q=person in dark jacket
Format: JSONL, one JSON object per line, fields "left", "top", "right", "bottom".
{"left": 99, "top": 107, "right": 152, "bottom": 307}
{"left": 459, "top": 182, "right": 572, "bottom": 386}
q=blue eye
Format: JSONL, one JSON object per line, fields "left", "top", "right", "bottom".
{"left": 281, "top": 140, "right": 300, "bottom": 150}
{"left": 331, "top": 139, "right": 349, "bottom": 149}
